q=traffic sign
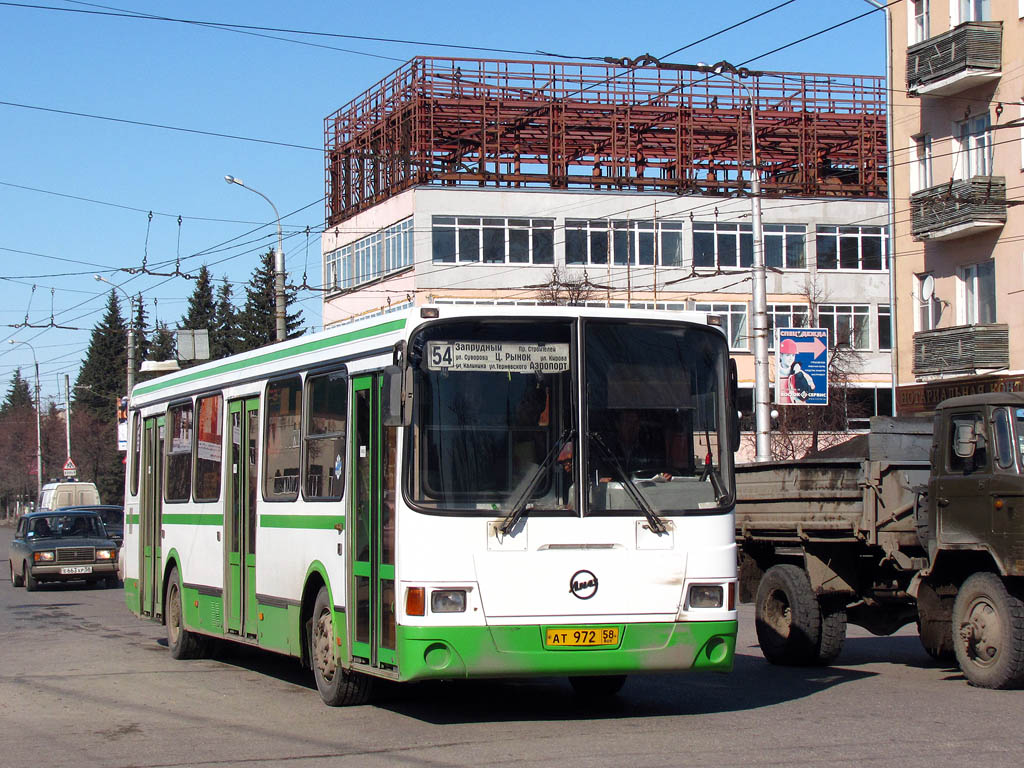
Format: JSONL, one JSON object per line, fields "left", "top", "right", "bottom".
{"left": 63, "top": 457, "right": 78, "bottom": 478}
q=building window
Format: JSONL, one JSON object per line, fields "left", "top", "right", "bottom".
{"left": 432, "top": 216, "right": 553, "bottom": 265}
{"left": 877, "top": 305, "right": 892, "bottom": 351}
{"left": 916, "top": 273, "right": 941, "bottom": 331}
{"left": 767, "top": 304, "right": 810, "bottom": 350}
{"left": 325, "top": 218, "right": 412, "bottom": 292}
{"left": 910, "top": 0, "right": 930, "bottom": 43}
{"left": 819, "top": 304, "right": 870, "bottom": 350}
{"left": 816, "top": 226, "right": 887, "bottom": 271}
{"left": 911, "top": 134, "right": 933, "bottom": 193}
{"left": 763, "top": 224, "right": 806, "bottom": 269}
{"left": 955, "top": 114, "right": 992, "bottom": 179}
{"left": 958, "top": 0, "right": 989, "bottom": 23}
{"left": 565, "top": 219, "right": 677, "bottom": 266}
{"left": 960, "top": 260, "right": 996, "bottom": 324}
{"left": 695, "top": 302, "right": 748, "bottom": 350}
{"left": 693, "top": 221, "right": 752, "bottom": 269}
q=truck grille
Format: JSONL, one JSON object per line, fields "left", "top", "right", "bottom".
{"left": 56, "top": 547, "right": 95, "bottom": 563}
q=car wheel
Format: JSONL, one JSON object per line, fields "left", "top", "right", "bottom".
{"left": 310, "top": 586, "right": 372, "bottom": 706}
{"left": 11, "top": 561, "right": 24, "bottom": 588}
{"left": 166, "top": 567, "right": 204, "bottom": 660}
{"left": 24, "top": 563, "right": 38, "bottom": 592}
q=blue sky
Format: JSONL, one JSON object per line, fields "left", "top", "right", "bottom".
{"left": 0, "top": 0, "right": 888, "bottom": 403}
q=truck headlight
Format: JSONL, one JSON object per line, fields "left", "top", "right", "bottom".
{"left": 33, "top": 551, "right": 55, "bottom": 562}
{"left": 688, "top": 584, "right": 723, "bottom": 609}
{"left": 430, "top": 589, "right": 467, "bottom": 613}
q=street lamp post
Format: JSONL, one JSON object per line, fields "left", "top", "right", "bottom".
{"left": 9, "top": 339, "right": 43, "bottom": 501}
{"left": 224, "top": 174, "right": 286, "bottom": 343}
{"left": 94, "top": 275, "right": 135, "bottom": 396}
{"left": 697, "top": 62, "right": 772, "bottom": 462}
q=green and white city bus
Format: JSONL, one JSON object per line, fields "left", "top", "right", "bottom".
{"left": 123, "top": 304, "right": 740, "bottom": 705}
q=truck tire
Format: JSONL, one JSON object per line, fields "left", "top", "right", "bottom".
{"left": 309, "top": 586, "right": 372, "bottom": 706}
{"left": 917, "top": 581, "right": 955, "bottom": 661}
{"left": 756, "top": 564, "right": 844, "bottom": 666}
{"left": 952, "top": 572, "right": 1024, "bottom": 689}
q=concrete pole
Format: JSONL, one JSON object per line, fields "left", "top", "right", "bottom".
{"left": 33, "top": 357, "right": 42, "bottom": 500}
{"left": 64, "top": 373, "right": 71, "bottom": 460}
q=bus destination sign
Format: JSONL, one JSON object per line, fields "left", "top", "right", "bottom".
{"left": 426, "top": 341, "right": 570, "bottom": 374}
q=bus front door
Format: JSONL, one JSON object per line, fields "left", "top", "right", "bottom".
{"left": 226, "top": 397, "right": 259, "bottom": 638}
{"left": 350, "top": 374, "right": 397, "bottom": 671}
{"left": 139, "top": 415, "right": 164, "bottom": 618}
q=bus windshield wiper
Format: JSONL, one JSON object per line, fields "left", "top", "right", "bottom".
{"left": 700, "top": 455, "right": 728, "bottom": 505}
{"left": 498, "top": 428, "right": 573, "bottom": 536}
{"left": 589, "top": 432, "right": 669, "bottom": 535}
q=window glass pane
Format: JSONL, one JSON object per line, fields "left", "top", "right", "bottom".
{"left": 508, "top": 228, "right": 529, "bottom": 263}
{"left": 693, "top": 231, "right": 714, "bottom": 267}
{"left": 785, "top": 231, "right": 806, "bottom": 269}
{"left": 638, "top": 231, "right": 654, "bottom": 265}
{"left": 862, "top": 235, "right": 882, "bottom": 270}
{"left": 978, "top": 260, "right": 996, "bottom": 323}
{"left": 817, "top": 234, "right": 837, "bottom": 269}
{"left": 740, "top": 231, "right": 753, "bottom": 268}
{"left": 994, "top": 409, "right": 1014, "bottom": 468}
{"left": 130, "top": 412, "right": 141, "bottom": 496}
{"left": 566, "top": 227, "right": 586, "bottom": 264}
{"left": 590, "top": 230, "right": 608, "bottom": 264}
{"left": 305, "top": 372, "right": 347, "bottom": 500}
{"left": 458, "top": 228, "right": 480, "bottom": 262}
{"left": 432, "top": 227, "right": 455, "bottom": 263}
{"left": 764, "top": 232, "right": 783, "bottom": 269}
{"left": 839, "top": 236, "right": 860, "bottom": 269}
{"left": 613, "top": 228, "right": 630, "bottom": 265}
{"left": 165, "top": 402, "right": 193, "bottom": 503}
{"left": 194, "top": 395, "right": 222, "bottom": 501}
{"left": 878, "top": 305, "right": 892, "bottom": 350}
{"left": 264, "top": 377, "right": 302, "bottom": 501}
{"left": 533, "top": 227, "right": 553, "bottom": 264}
{"left": 717, "top": 232, "right": 737, "bottom": 267}
{"left": 483, "top": 227, "right": 505, "bottom": 263}
{"left": 661, "top": 230, "right": 682, "bottom": 266}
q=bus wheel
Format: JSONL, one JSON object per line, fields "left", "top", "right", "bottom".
{"left": 953, "top": 573, "right": 1024, "bottom": 689}
{"left": 755, "top": 564, "right": 822, "bottom": 666}
{"left": 569, "top": 675, "right": 627, "bottom": 698}
{"left": 166, "top": 567, "right": 204, "bottom": 660}
{"left": 11, "top": 562, "right": 24, "bottom": 588}
{"left": 310, "top": 586, "right": 372, "bottom": 706}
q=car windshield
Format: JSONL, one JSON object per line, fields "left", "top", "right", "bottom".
{"left": 27, "top": 514, "right": 105, "bottom": 539}
{"left": 95, "top": 508, "right": 123, "bottom": 528}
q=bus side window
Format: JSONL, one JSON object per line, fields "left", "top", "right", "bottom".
{"left": 304, "top": 371, "right": 347, "bottom": 500}
{"left": 264, "top": 376, "right": 302, "bottom": 501}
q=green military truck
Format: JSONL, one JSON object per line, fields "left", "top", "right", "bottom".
{"left": 735, "top": 392, "right": 1024, "bottom": 689}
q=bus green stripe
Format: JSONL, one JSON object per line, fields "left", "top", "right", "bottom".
{"left": 162, "top": 513, "right": 224, "bottom": 525}
{"left": 260, "top": 514, "right": 345, "bottom": 530}
{"left": 132, "top": 317, "right": 406, "bottom": 397}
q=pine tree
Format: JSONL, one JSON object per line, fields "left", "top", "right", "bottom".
{"left": 212, "top": 277, "right": 240, "bottom": 359}
{"left": 181, "top": 265, "right": 216, "bottom": 332}
{"left": 1, "top": 367, "right": 34, "bottom": 416}
{"left": 75, "top": 290, "right": 128, "bottom": 414}
{"left": 132, "top": 293, "right": 151, "bottom": 368}
{"left": 149, "top": 320, "right": 177, "bottom": 362}
{"left": 238, "top": 249, "right": 304, "bottom": 352}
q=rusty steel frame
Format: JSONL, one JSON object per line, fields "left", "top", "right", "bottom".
{"left": 325, "top": 57, "right": 886, "bottom": 226}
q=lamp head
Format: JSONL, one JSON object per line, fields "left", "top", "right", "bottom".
{"left": 225, "top": 175, "right": 242, "bottom": 186}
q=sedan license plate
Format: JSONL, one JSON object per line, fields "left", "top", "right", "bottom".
{"left": 545, "top": 626, "right": 619, "bottom": 647}
{"left": 60, "top": 566, "right": 93, "bottom": 575}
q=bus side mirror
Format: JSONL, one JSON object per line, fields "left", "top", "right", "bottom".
{"left": 728, "top": 359, "right": 740, "bottom": 452}
{"left": 382, "top": 365, "right": 404, "bottom": 426}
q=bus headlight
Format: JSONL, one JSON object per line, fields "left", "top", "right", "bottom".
{"left": 688, "top": 584, "right": 723, "bottom": 609}
{"left": 431, "top": 590, "right": 467, "bottom": 613}
{"left": 34, "top": 551, "right": 55, "bottom": 562}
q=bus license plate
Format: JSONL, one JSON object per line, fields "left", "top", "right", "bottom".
{"left": 60, "top": 566, "right": 93, "bottom": 575}
{"left": 545, "top": 627, "right": 619, "bottom": 647}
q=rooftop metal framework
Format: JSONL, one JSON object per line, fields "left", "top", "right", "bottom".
{"left": 325, "top": 57, "right": 886, "bottom": 226}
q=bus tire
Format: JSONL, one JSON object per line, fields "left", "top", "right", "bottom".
{"left": 310, "top": 586, "right": 372, "bottom": 706}
{"left": 755, "top": 564, "right": 822, "bottom": 666}
{"left": 166, "top": 567, "right": 204, "bottom": 660}
{"left": 953, "top": 572, "right": 1024, "bottom": 689}
{"left": 11, "top": 562, "right": 24, "bottom": 587}
{"left": 24, "top": 563, "right": 38, "bottom": 592}
{"left": 569, "top": 674, "right": 627, "bottom": 698}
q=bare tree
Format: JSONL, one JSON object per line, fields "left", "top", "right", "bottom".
{"left": 535, "top": 267, "right": 600, "bottom": 306}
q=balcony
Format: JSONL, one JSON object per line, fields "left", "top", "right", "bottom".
{"left": 909, "top": 176, "right": 1006, "bottom": 241}
{"left": 913, "top": 324, "right": 1008, "bottom": 378}
{"left": 907, "top": 21, "right": 1002, "bottom": 96}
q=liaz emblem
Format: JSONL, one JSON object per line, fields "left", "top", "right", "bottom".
{"left": 569, "top": 569, "right": 598, "bottom": 600}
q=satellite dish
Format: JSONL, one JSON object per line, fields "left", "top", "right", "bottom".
{"left": 921, "top": 275, "right": 935, "bottom": 303}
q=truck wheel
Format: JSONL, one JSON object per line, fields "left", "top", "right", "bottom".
{"left": 953, "top": 573, "right": 1024, "bottom": 689}
{"left": 756, "top": 564, "right": 827, "bottom": 666}
{"left": 310, "top": 586, "right": 372, "bottom": 706}
{"left": 11, "top": 562, "right": 24, "bottom": 588}
{"left": 917, "top": 581, "right": 955, "bottom": 661}
{"left": 817, "top": 600, "right": 847, "bottom": 664}
{"left": 166, "top": 567, "right": 204, "bottom": 660}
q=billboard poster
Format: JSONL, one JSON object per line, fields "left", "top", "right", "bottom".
{"left": 117, "top": 396, "right": 129, "bottom": 451}
{"left": 775, "top": 328, "right": 829, "bottom": 406}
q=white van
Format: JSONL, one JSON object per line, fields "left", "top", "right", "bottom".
{"left": 38, "top": 480, "right": 101, "bottom": 512}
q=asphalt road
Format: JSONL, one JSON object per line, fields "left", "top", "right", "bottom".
{"left": 2, "top": 523, "right": 1023, "bottom": 768}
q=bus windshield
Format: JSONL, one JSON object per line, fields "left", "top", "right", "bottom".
{"left": 409, "top": 319, "right": 575, "bottom": 513}
{"left": 407, "top": 316, "right": 732, "bottom": 516}
{"left": 584, "top": 321, "right": 732, "bottom": 514}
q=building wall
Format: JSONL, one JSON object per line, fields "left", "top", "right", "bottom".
{"left": 891, "top": 2, "right": 1024, "bottom": 403}
{"left": 322, "top": 187, "right": 892, "bottom": 410}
